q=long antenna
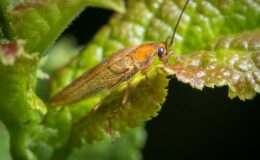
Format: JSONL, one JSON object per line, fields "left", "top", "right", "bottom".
{"left": 169, "top": 0, "right": 190, "bottom": 47}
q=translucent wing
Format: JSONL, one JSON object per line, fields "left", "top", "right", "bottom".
{"left": 50, "top": 52, "right": 137, "bottom": 106}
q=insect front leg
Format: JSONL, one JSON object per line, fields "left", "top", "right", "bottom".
{"left": 140, "top": 57, "right": 155, "bottom": 80}
{"left": 140, "top": 64, "right": 160, "bottom": 105}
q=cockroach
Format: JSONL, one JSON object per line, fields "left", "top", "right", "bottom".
{"left": 50, "top": 0, "right": 190, "bottom": 106}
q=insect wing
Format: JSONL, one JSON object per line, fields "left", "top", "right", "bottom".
{"left": 50, "top": 47, "right": 137, "bottom": 106}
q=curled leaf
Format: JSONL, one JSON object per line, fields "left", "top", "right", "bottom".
{"left": 0, "top": 41, "right": 46, "bottom": 159}
{"left": 10, "top": 0, "right": 125, "bottom": 54}
{"left": 166, "top": 31, "right": 260, "bottom": 100}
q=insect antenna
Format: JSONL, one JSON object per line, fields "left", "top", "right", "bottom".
{"left": 167, "top": 0, "right": 190, "bottom": 48}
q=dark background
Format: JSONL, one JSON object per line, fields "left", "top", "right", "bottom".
{"left": 63, "top": 7, "right": 260, "bottom": 160}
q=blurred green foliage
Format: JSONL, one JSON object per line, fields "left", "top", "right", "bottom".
{"left": 0, "top": 122, "right": 11, "bottom": 160}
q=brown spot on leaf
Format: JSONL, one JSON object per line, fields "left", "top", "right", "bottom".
{"left": 1, "top": 41, "right": 19, "bottom": 59}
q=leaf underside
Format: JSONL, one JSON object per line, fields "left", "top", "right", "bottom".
{"left": 166, "top": 31, "right": 260, "bottom": 100}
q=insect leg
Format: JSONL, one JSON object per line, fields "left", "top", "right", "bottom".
{"left": 121, "top": 82, "right": 131, "bottom": 105}
{"left": 52, "top": 105, "right": 66, "bottom": 116}
{"left": 73, "top": 83, "right": 130, "bottom": 139}
{"left": 105, "top": 82, "right": 131, "bottom": 139}
{"left": 107, "top": 116, "right": 114, "bottom": 140}
{"left": 93, "top": 99, "right": 105, "bottom": 111}
{"left": 141, "top": 64, "right": 152, "bottom": 79}
{"left": 73, "top": 97, "right": 108, "bottom": 128}
{"left": 140, "top": 66, "right": 161, "bottom": 105}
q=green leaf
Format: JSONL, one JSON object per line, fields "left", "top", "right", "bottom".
{"left": 9, "top": 0, "right": 125, "bottom": 54}
{"left": 0, "top": 41, "right": 46, "bottom": 160}
{"left": 47, "top": 0, "right": 260, "bottom": 154}
{"left": 47, "top": 0, "right": 177, "bottom": 149}
{"left": 70, "top": 66, "right": 168, "bottom": 144}
{"left": 86, "top": 0, "right": 125, "bottom": 13}
{"left": 165, "top": 31, "right": 260, "bottom": 100}
{"left": 0, "top": 123, "right": 11, "bottom": 160}
{"left": 68, "top": 127, "right": 146, "bottom": 160}
{"left": 177, "top": 0, "right": 260, "bottom": 54}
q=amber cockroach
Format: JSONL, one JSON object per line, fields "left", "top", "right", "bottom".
{"left": 50, "top": 0, "right": 190, "bottom": 106}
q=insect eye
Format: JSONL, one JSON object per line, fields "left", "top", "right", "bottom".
{"left": 158, "top": 47, "right": 165, "bottom": 58}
